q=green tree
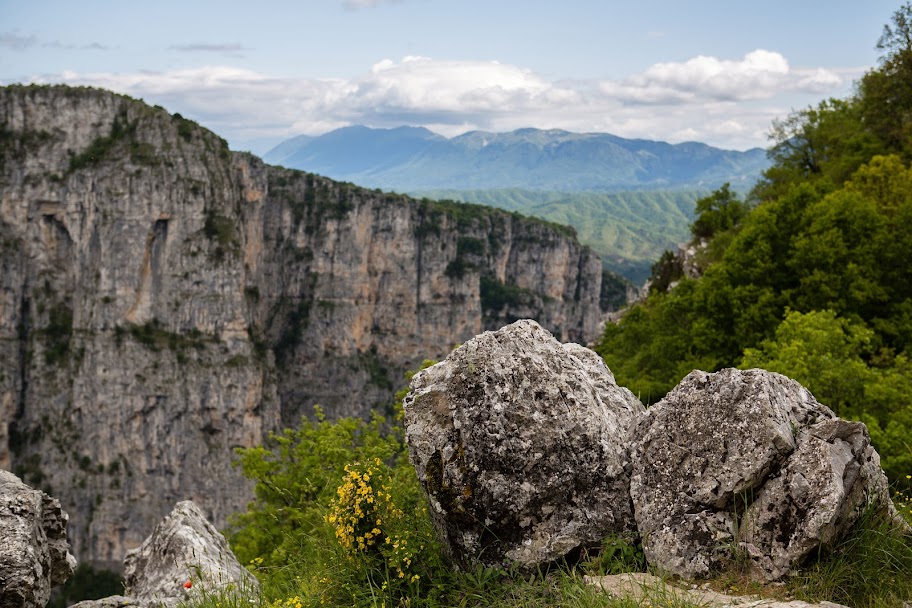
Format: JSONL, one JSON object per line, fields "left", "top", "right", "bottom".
{"left": 862, "top": 355, "right": 912, "bottom": 480}
{"left": 751, "top": 99, "right": 882, "bottom": 203}
{"left": 690, "top": 183, "right": 750, "bottom": 240}
{"left": 877, "top": 2, "right": 912, "bottom": 56}
{"left": 647, "top": 250, "right": 683, "bottom": 294}
{"left": 860, "top": 2, "right": 912, "bottom": 156}
{"left": 740, "top": 309, "right": 874, "bottom": 417}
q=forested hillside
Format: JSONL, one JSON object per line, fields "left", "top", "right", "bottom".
{"left": 595, "top": 4, "right": 912, "bottom": 482}
{"left": 411, "top": 188, "right": 701, "bottom": 284}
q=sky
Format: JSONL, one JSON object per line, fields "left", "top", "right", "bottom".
{"left": 0, "top": 0, "right": 899, "bottom": 154}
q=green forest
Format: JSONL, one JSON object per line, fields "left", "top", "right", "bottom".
{"left": 412, "top": 188, "right": 702, "bottom": 284}
{"left": 594, "top": 6, "right": 912, "bottom": 482}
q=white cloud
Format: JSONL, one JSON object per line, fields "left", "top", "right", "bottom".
{"left": 19, "top": 51, "right": 853, "bottom": 152}
{"left": 601, "top": 50, "right": 841, "bottom": 104}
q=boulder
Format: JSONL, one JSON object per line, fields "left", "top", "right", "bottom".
{"left": 122, "top": 501, "right": 257, "bottom": 604}
{"left": 71, "top": 501, "right": 256, "bottom": 608}
{"left": 629, "top": 368, "right": 901, "bottom": 580}
{"left": 403, "top": 319, "right": 644, "bottom": 568}
{"left": 0, "top": 470, "right": 76, "bottom": 608}
{"left": 739, "top": 418, "right": 903, "bottom": 579}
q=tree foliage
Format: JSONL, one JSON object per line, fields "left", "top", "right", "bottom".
{"left": 690, "top": 183, "right": 750, "bottom": 240}
{"left": 595, "top": 6, "right": 912, "bottom": 483}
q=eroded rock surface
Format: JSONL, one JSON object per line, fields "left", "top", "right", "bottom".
{"left": 739, "top": 418, "right": 901, "bottom": 579}
{"left": 0, "top": 470, "right": 76, "bottom": 608}
{"left": 629, "top": 368, "right": 900, "bottom": 580}
{"left": 122, "top": 500, "right": 257, "bottom": 604}
{"left": 403, "top": 319, "right": 644, "bottom": 568}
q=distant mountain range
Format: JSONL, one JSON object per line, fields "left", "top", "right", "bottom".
{"left": 263, "top": 126, "right": 770, "bottom": 192}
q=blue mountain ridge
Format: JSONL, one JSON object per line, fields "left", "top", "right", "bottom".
{"left": 264, "top": 125, "right": 770, "bottom": 192}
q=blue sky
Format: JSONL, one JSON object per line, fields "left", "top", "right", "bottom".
{"left": 0, "top": 0, "right": 897, "bottom": 153}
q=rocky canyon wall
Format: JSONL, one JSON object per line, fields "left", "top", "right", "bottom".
{"left": 0, "top": 85, "right": 604, "bottom": 567}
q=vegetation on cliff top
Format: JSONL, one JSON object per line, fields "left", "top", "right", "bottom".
{"left": 595, "top": 3, "right": 912, "bottom": 483}
{"left": 413, "top": 188, "right": 702, "bottom": 284}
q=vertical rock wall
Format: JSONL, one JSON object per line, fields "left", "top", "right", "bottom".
{"left": 0, "top": 85, "right": 604, "bottom": 566}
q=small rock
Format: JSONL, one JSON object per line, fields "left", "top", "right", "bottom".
{"left": 71, "top": 501, "right": 256, "bottom": 608}
{"left": 586, "top": 573, "right": 849, "bottom": 607}
{"left": 123, "top": 501, "right": 257, "bottom": 603}
{"left": 0, "top": 470, "right": 76, "bottom": 608}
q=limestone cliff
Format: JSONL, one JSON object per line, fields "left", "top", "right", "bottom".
{"left": 0, "top": 85, "right": 604, "bottom": 567}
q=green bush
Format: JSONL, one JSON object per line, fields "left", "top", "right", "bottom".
{"left": 229, "top": 403, "right": 446, "bottom": 606}
{"left": 41, "top": 303, "right": 73, "bottom": 365}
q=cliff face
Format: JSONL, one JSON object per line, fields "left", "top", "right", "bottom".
{"left": 0, "top": 85, "right": 603, "bottom": 567}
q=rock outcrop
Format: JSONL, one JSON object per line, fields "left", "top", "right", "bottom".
{"left": 629, "top": 368, "right": 900, "bottom": 580}
{"left": 123, "top": 501, "right": 256, "bottom": 603}
{"left": 586, "top": 573, "right": 849, "bottom": 608}
{"left": 403, "top": 319, "right": 644, "bottom": 568}
{"left": 0, "top": 85, "right": 604, "bottom": 566}
{"left": 0, "top": 470, "right": 76, "bottom": 608}
{"left": 70, "top": 501, "right": 255, "bottom": 608}
{"left": 404, "top": 328, "right": 904, "bottom": 581}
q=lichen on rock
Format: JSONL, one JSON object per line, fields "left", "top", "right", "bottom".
{"left": 629, "top": 368, "right": 903, "bottom": 580}
{"left": 403, "top": 319, "right": 644, "bottom": 568}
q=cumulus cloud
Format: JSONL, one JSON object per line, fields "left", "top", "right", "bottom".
{"left": 20, "top": 51, "right": 853, "bottom": 152}
{"left": 601, "top": 50, "right": 841, "bottom": 104}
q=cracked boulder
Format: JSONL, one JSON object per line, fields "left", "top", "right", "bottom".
{"left": 72, "top": 501, "right": 257, "bottom": 608}
{"left": 0, "top": 470, "right": 76, "bottom": 608}
{"left": 403, "top": 319, "right": 644, "bottom": 568}
{"left": 122, "top": 500, "right": 257, "bottom": 604}
{"left": 629, "top": 368, "right": 903, "bottom": 580}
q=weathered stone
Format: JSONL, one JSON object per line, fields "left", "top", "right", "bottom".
{"left": 0, "top": 470, "right": 76, "bottom": 608}
{"left": 403, "top": 319, "right": 644, "bottom": 568}
{"left": 740, "top": 418, "right": 900, "bottom": 579}
{"left": 120, "top": 501, "right": 257, "bottom": 605}
{"left": 68, "top": 595, "right": 137, "bottom": 608}
{"left": 585, "top": 573, "right": 849, "bottom": 608}
{"left": 629, "top": 368, "right": 901, "bottom": 580}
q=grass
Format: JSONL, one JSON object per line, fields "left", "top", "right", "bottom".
{"left": 182, "top": 563, "right": 709, "bottom": 608}
{"left": 785, "top": 485, "right": 912, "bottom": 608}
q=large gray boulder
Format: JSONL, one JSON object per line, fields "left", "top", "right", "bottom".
{"left": 629, "top": 368, "right": 901, "bottom": 580}
{"left": 403, "top": 319, "right": 644, "bottom": 568}
{"left": 0, "top": 470, "right": 76, "bottom": 608}
{"left": 739, "top": 417, "right": 905, "bottom": 579}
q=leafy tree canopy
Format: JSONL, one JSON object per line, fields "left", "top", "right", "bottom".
{"left": 595, "top": 5, "right": 912, "bottom": 482}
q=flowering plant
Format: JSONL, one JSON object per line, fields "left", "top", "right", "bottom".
{"left": 325, "top": 458, "right": 422, "bottom": 584}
